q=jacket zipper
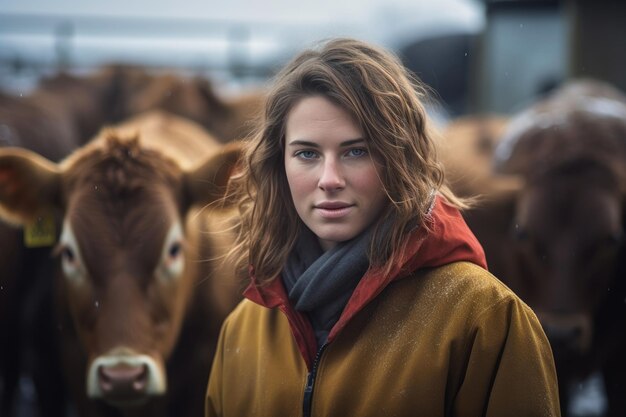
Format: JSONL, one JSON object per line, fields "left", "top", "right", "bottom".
{"left": 302, "top": 343, "right": 327, "bottom": 417}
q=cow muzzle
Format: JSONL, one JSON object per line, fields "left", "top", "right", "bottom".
{"left": 86, "top": 347, "right": 166, "bottom": 406}
{"left": 536, "top": 311, "right": 593, "bottom": 357}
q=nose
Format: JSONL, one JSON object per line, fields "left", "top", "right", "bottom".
{"left": 318, "top": 158, "right": 345, "bottom": 192}
{"left": 537, "top": 312, "right": 592, "bottom": 356}
{"left": 87, "top": 350, "right": 166, "bottom": 405}
{"left": 98, "top": 363, "right": 149, "bottom": 403}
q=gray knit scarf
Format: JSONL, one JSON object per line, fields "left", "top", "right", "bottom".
{"left": 282, "top": 227, "right": 372, "bottom": 348}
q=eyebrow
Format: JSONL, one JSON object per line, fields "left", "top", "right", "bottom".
{"left": 287, "top": 138, "right": 366, "bottom": 148}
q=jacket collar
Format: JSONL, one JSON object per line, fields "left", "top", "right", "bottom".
{"left": 242, "top": 195, "right": 487, "bottom": 369}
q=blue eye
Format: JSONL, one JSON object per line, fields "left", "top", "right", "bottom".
{"left": 295, "top": 150, "right": 318, "bottom": 159}
{"left": 347, "top": 148, "right": 367, "bottom": 157}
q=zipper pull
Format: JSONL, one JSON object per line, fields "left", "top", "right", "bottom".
{"left": 302, "top": 344, "right": 326, "bottom": 417}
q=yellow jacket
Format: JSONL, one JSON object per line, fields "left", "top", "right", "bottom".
{"left": 206, "top": 199, "right": 560, "bottom": 416}
{"left": 206, "top": 261, "right": 560, "bottom": 417}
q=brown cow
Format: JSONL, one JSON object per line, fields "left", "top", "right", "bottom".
{"left": 0, "top": 67, "right": 259, "bottom": 416}
{"left": 0, "top": 73, "right": 118, "bottom": 416}
{"left": 448, "top": 80, "right": 626, "bottom": 417}
{"left": 0, "top": 68, "right": 145, "bottom": 416}
{"left": 437, "top": 115, "right": 520, "bottom": 198}
{"left": 78, "top": 64, "right": 264, "bottom": 143}
{"left": 120, "top": 70, "right": 264, "bottom": 142}
{"left": 0, "top": 70, "right": 135, "bottom": 155}
{"left": 0, "top": 111, "right": 242, "bottom": 417}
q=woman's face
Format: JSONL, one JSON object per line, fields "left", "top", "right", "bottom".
{"left": 284, "top": 95, "right": 388, "bottom": 251}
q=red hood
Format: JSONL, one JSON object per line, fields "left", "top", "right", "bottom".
{"left": 243, "top": 195, "right": 487, "bottom": 369}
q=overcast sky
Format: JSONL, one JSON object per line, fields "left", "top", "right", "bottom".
{"left": 0, "top": 0, "right": 485, "bottom": 56}
{"left": 0, "top": 0, "right": 483, "bottom": 24}
{"left": 0, "top": 0, "right": 485, "bottom": 94}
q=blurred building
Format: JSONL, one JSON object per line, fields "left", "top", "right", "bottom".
{"left": 475, "top": 0, "right": 626, "bottom": 114}
{"left": 0, "top": 0, "right": 483, "bottom": 97}
{"left": 0, "top": 0, "right": 623, "bottom": 116}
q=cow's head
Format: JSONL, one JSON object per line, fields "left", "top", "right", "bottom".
{"left": 510, "top": 157, "right": 625, "bottom": 361}
{"left": 465, "top": 81, "right": 626, "bottom": 367}
{"left": 439, "top": 115, "right": 523, "bottom": 198}
{"left": 124, "top": 74, "right": 232, "bottom": 141}
{"left": 0, "top": 135, "right": 241, "bottom": 407}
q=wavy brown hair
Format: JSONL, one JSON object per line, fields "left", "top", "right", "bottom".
{"left": 228, "top": 38, "right": 462, "bottom": 284}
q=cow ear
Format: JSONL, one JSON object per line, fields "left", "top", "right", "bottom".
{"left": 195, "top": 77, "right": 230, "bottom": 114}
{"left": 463, "top": 177, "right": 521, "bottom": 230}
{"left": 462, "top": 176, "right": 523, "bottom": 279}
{"left": 183, "top": 141, "right": 243, "bottom": 209}
{"left": 0, "top": 148, "right": 62, "bottom": 225}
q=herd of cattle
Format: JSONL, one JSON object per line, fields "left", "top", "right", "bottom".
{"left": 0, "top": 66, "right": 625, "bottom": 417}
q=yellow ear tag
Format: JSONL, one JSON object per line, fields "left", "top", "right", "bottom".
{"left": 24, "top": 213, "right": 57, "bottom": 248}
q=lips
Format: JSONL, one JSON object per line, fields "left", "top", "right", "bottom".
{"left": 316, "top": 201, "right": 351, "bottom": 209}
{"left": 314, "top": 202, "right": 354, "bottom": 219}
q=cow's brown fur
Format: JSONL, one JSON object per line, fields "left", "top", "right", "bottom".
{"left": 0, "top": 111, "right": 242, "bottom": 417}
{"left": 0, "top": 72, "right": 114, "bottom": 416}
{"left": 0, "top": 66, "right": 259, "bottom": 416}
{"left": 123, "top": 72, "right": 264, "bottom": 142}
{"left": 438, "top": 115, "right": 521, "bottom": 198}
{"left": 449, "top": 80, "right": 626, "bottom": 416}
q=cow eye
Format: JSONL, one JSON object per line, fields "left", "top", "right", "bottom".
{"left": 168, "top": 242, "right": 182, "bottom": 259}
{"left": 158, "top": 222, "right": 186, "bottom": 281}
{"left": 55, "top": 243, "right": 84, "bottom": 283}
{"left": 61, "top": 247, "right": 75, "bottom": 263}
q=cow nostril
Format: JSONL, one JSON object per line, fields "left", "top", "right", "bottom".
{"left": 98, "top": 363, "right": 148, "bottom": 395}
{"left": 87, "top": 353, "right": 167, "bottom": 404}
{"left": 133, "top": 369, "right": 147, "bottom": 391}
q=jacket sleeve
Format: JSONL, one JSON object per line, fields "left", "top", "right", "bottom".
{"left": 454, "top": 296, "right": 562, "bottom": 417}
{"left": 205, "top": 316, "right": 229, "bottom": 417}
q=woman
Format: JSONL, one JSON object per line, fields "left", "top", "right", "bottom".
{"left": 205, "top": 38, "right": 560, "bottom": 417}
